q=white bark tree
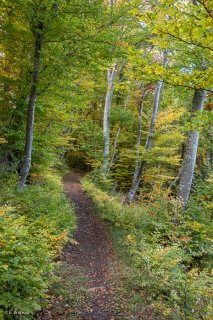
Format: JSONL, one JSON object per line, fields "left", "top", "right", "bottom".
{"left": 177, "top": 89, "right": 206, "bottom": 209}
{"left": 127, "top": 51, "right": 168, "bottom": 203}
{"left": 18, "top": 22, "right": 44, "bottom": 190}
{"left": 132, "top": 84, "right": 145, "bottom": 185}
{"left": 102, "top": 65, "right": 119, "bottom": 176}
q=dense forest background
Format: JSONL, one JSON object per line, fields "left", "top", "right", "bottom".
{"left": 0, "top": 0, "right": 212, "bottom": 319}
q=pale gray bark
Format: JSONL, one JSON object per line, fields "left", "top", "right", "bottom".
{"left": 18, "top": 26, "right": 43, "bottom": 190}
{"left": 102, "top": 66, "right": 118, "bottom": 176}
{"left": 127, "top": 80, "right": 164, "bottom": 203}
{"left": 103, "top": 0, "right": 124, "bottom": 176}
{"left": 177, "top": 89, "right": 206, "bottom": 209}
{"left": 102, "top": 0, "right": 124, "bottom": 176}
{"left": 127, "top": 51, "right": 168, "bottom": 203}
{"left": 132, "top": 85, "right": 145, "bottom": 184}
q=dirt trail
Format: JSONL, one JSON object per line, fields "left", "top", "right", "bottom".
{"left": 38, "top": 172, "right": 153, "bottom": 320}
{"left": 62, "top": 171, "right": 119, "bottom": 320}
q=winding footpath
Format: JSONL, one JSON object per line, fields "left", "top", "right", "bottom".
{"left": 63, "top": 172, "right": 117, "bottom": 320}
{"left": 39, "top": 172, "right": 149, "bottom": 320}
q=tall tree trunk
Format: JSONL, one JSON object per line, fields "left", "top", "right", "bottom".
{"left": 127, "top": 80, "right": 164, "bottom": 203}
{"left": 132, "top": 85, "right": 145, "bottom": 184}
{"left": 177, "top": 89, "right": 206, "bottom": 209}
{"left": 127, "top": 51, "right": 168, "bottom": 203}
{"left": 102, "top": 65, "right": 118, "bottom": 176}
{"left": 18, "top": 27, "right": 43, "bottom": 190}
{"left": 103, "top": 0, "right": 124, "bottom": 177}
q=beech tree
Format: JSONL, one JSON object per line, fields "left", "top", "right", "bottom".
{"left": 127, "top": 51, "right": 169, "bottom": 203}
{"left": 103, "top": 64, "right": 119, "bottom": 176}
{"left": 18, "top": 11, "right": 44, "bottom": 190}
{"left": 102, "top": 0, "right": 127, "bottom": 177}
{"left": 178, "top": 89, "right": 206, "bottom": 208}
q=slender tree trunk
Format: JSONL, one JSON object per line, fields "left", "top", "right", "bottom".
{"left": 18, "top": 27, "right": 43, "bottom": 190}
{"left": 103, "top": 0, "right": 124, "bottom": 176}
{"left": 127, "top": 80, "right": 164, "bottom": 203}
{"left": 127, "top": 51, "right": 168, "bottom": 203}
{"left": 103, "top": 66, "right": 118, "bottom": 176}
{"left": 133, "top": 85, "right": 145, "bottom": 184}
{"left": 177, "top": 89, "right": 206, "bottom": 209}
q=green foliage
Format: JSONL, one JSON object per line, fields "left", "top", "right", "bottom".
{"left": 111, "top": 150, "right": 135, "bottom": 190}
{"left": 0, "top": 171, "right": 76, "bottom": 318}
{"left": 0, "top": 0, "right": 213, "bottom": 318}
{"left": 111, "top": 107, "right": 135, "bottom": 128}
{"left": 0, "top": 213, "right": 53, "bottom": 315}
{"left": 0, "top": 0, "right": 111, "bottom": 174}
{"left": 82, "top": 177, "right": 213, "bottom": 319}
{"left": 110, "top": 104, "right": 185, "bottom": 190}
{"left": 183, "top": 110, "right": 213, "bottom": 133}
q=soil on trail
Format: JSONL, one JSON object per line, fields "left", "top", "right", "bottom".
{"left": 62, "top": 171, "right": 117, "bottom": 320}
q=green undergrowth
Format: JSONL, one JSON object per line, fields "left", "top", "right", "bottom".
{"left": 0, "top": 169, "right": 76, "bottom": 320}
{"left": 82, "top": 176, "right": 213, "bottom": 320}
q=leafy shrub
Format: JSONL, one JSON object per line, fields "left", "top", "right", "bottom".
{"left": 0, "top": 211, "right": 53, "bottom": 316}
{"left": 0, "top": 172, "right": 76, "bottom": 319}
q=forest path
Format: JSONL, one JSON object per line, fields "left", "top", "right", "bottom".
{"left": 38, "top": 171, "right": 149, "bottom": 320}
{"left": 62, "top": 171, "right": 118, "bottom": 320}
